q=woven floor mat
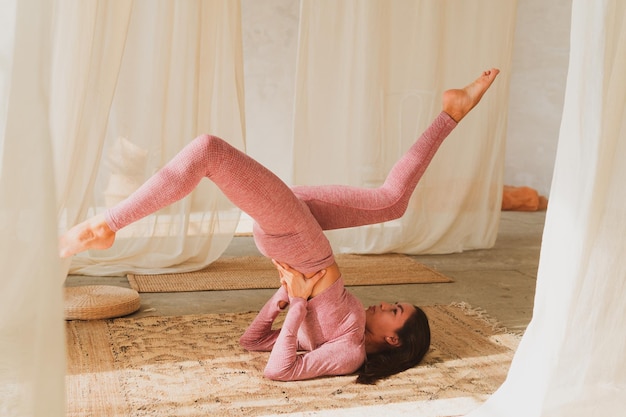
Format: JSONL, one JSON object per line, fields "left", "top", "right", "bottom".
{"left": 127, "top": 254, "right": 452, "bottom": 293}
{"left": 66, "top": 303, "right": 519, "bottom": 417}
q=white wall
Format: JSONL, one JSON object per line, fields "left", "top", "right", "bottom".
{"left": 505, "top": 0, "right": 571, "bottom": 196}
{"left": 241, "top": 0, "right": 572, "bottom": 197}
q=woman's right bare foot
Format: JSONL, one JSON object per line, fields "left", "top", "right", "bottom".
{"left": 443, "top": 68, "right": 500, "bottom": 122}
{"left": 59, "top": 214, "right": 116, "bottom": 258}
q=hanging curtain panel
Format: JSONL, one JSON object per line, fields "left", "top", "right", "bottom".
{"left": 293, "top": 0, "right": 517, "bottom": 255}
{"left": 467, "top": 1, "right": 626, "bottom": 416}
{"left": 52, "top": 1, "right": 246, "bottom": 275}
{"left": 1, "top": 1, "right": 245, "bottom": 415}
{"left": 0, "top": 0, "right": 65, "bottom": 415}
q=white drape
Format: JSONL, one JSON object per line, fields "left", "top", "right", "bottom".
{"left": 55, "top": 0, "right": 245, "bottom": 276}
{"left": 0, "top": 1, "right": 65, "bottom": 416}
{"left": 467, "top": 0, "right": 626, "bottom": 416}
{"left": 293, "top": 0, "right": 517, "bottom": 255}
{"left": 2, "top": 1, "right": 244, "bottom": 415}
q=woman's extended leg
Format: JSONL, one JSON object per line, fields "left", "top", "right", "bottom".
{"left": 292, "top": 68, "right": 500, "bottom": 230}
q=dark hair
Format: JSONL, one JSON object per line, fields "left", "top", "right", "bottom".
{"left": 356, "top": 305, "right": 430, "bottom": 384}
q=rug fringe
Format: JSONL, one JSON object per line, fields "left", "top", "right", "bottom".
{"left": 449, "top": 301, "right": 513, "bottom": 335}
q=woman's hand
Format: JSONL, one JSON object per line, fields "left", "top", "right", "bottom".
{"left": 272, "top": 260, "right": 326, "bottom": 300}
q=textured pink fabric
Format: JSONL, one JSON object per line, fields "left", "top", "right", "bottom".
{"left": 104, "top": 111, "right": 457, "bottom": 380}
{"left": 239, "top": 278, "right": 365, "bottom": 381}
{"left": 105, "top": 111, "right": 456, "bottom": 274}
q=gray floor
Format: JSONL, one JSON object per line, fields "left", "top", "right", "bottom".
{"left": 65, "top": 211, "right": 544, "bottom": 334}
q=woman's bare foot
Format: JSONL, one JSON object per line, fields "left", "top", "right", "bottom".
{"left": 59, "top": 214, "right": 116, "bottom": 258}
{"left": 443, "top": 68, "right": 500, "bottom": 122}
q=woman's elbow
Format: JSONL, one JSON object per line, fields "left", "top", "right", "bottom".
{"left": 239, "top": 335, "right": 257, "bottom": 351}
{"left": 263, "top": 366, "right": 292, "bottom": 381}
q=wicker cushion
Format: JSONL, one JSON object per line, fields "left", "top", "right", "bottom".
{"left": 64, "top": 285, "right": 141, "bottom": 320}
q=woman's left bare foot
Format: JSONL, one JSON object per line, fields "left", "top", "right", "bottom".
{"left": 59, "top": 214, "right": 116, "bottom": 258}
{"left": 443, "top": 68, "right": 500, "bottom": 122}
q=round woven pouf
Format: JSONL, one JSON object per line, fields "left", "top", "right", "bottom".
{"left": 64, "top": 285, "right": 141, "bottom": 320}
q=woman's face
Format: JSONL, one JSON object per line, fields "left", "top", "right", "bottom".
{"left": 365, "top": 301, "right": 416, "bottom": 338}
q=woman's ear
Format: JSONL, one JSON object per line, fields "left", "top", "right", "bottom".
{"left": 385, "top": 335, "right": 400, "bottom": 347}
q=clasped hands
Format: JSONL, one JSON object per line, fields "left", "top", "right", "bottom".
{"left": 272, "top": 259, "right": 326, "bottom": 307}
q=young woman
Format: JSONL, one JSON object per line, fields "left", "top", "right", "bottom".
{"left": 60, "top": 68, "right": 500, "bottom": 383}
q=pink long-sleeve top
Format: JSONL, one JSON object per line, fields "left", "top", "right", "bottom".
{"left": 239, "top": 276, "right": 366, "bottom": 381}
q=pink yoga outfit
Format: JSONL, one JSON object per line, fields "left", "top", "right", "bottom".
{"left": 104, "top": 111, "right": 457, "bottom": 380}
{"left": 239, "top": 278, "right": 365, "bottom": 381}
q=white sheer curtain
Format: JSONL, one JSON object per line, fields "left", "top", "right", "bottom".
{"left": 467, "top": 0, "right": 626, "bottom": 416}
{"left": 1, "top": 1, "right": 244, "bottom": 415}
{"left": 293, "top": 0, "right": 517, "bottom": 255}
{"left": 0, "top": 1, "right": 65, "bottom": 416}
{"left": 54, "top": 0, "right": 245, "bottom": 276}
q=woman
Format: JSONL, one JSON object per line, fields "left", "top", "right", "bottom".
{"left": 60, "top": 68, "right": 500, "bottom": 383}
{"left": 240, "top": 260, "right": 431, "bottom": 383}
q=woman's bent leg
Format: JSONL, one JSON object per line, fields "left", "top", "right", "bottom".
{"left": 60, "top": 135, "right": 328, "bottom": 262}
{"left": 105, "top": 135, "right": 310, "bottom": 234}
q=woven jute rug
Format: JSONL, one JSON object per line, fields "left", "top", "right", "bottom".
{"left": 66, "top": 304, "right": 519, "bottom": 417}
{"left": 127, "top": 254, "right": 452, "bottom": 293}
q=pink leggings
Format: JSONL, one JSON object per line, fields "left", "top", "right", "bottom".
{"left": 105, "top": 112, "right": 456, "bottom": 273}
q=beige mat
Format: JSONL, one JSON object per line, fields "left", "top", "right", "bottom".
{"left": 66, "top": 304, "right": 519, "bottom": 417}
{"left": 127, "top": 254, "right": 452, "bottom": 293}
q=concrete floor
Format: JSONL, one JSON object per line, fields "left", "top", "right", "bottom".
{"left": 65, "top": 210, "right": 545, "bottom": 334}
